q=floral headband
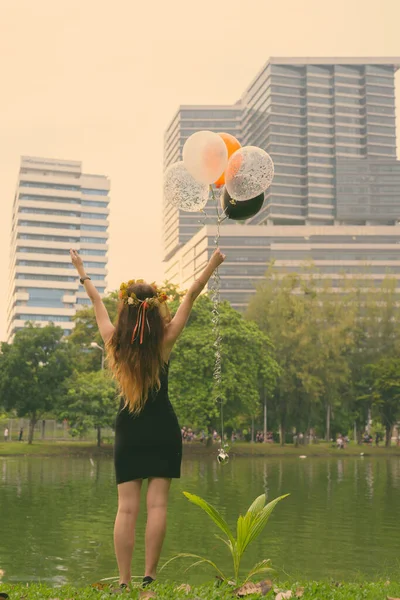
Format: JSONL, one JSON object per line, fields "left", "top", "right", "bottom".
{"left": 119, "top": 279, "right": 168, "bottom": 307}
{"left": 118, "top": 280, "right": 169, "bottom": 344}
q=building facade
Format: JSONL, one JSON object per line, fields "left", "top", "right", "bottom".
{"left": 7, "top": 156, "right": 109, "bottom": 340}
{"left": 164, "top": 58, "right": 400, "bottom": 307}
{"left": 242, "top": 57, "right": 399, "bottom": 226}
{"left": 165, "top": 224, "right": 400, "bottom": 309}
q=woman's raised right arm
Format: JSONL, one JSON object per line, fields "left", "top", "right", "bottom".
{"left": 163, "top": 248, "right": 226, "bottom": 350}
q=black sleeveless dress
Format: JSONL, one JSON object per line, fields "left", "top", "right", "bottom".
{"left": 114, "top": 363, "right": 182, "bottom": 484}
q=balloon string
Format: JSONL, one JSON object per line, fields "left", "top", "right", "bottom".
{"left": 197, "top": 208, "right": 207, "bottom": 229}
{"left": 209, "top": 185, "right": 224, "bottom": 445}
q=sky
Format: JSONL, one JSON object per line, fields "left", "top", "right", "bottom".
{"left": 0, "top": 0, "right": 399, "bottom": 340}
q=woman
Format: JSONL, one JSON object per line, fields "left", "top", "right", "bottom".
{"left": 70, "top": 247, "right": 226, "bottom": 590}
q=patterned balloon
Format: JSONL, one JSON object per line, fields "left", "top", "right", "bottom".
{"left": 164, "top": 161, "right": 209, "bottom": 212}
{"left": 225, "top": 146, "right": 274, "bottom": 202}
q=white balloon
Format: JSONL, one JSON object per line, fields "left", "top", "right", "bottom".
{"left": 225, "top": 146, "right": 274, "bottom": 201}
{"left": 164, "top": 161, "right": 209, "bottom": 212}
{"left": 183, "top": 130, "right": 228, "bottom": 185}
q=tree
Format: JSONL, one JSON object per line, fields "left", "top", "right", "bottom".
{"left": 347, "top": 276, "right": 400, "bottom": 440}
{"left": 247, "top": 270, "right": 323, "bottom": 444}
{"left": 169, "top": 295, "right": 279, "bottom": 433}
{"left": 68, "top": 294, "right": 118, "bottom": 372}
{"left": 369, "top": 357, "right": 400, "bottom": 447}
{"left": 58, "top": 370, "right": 118, "bottom": 446}
{"left": 0, "top": 324, "right": 74, "bottom": 443}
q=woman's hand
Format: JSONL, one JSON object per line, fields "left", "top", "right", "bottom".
{"left": 209, "top": 247, "right": 226, "bottom": 269}
{"left": 70, "top": 249, "right": 86, "bottom": 277}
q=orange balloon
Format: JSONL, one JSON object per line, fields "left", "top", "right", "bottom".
{"left": 214, "top": 133, "right": 241, "bottom": 188}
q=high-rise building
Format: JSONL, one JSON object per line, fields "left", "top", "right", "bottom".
{"left": 7, "top": 156, "right": 109, "bottom": 340}
{"left": 164, "top": 58, "right": 400, "bottom": 307}
{"left": 241, "top": 57, "right": 399, "bottom": 226}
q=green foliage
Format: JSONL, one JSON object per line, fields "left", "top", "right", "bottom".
{"left": 161, "top": 491, "right": 288, "bottom": 584}
{"left": 1, "top": 581, "right": 400, "bottom": 600}
{"left": 369, "top": 357, "right": 400, "bottom": 446}
{"left": 58, "top": 370, "right": 118, "bottom": 446}
{"left": 169, "top": 295, "right": 279, "bottom": 430}
{"left": 68, "top": 294, "right": 118, "bottom": 372}
{"left": 247, "top": 267, "right": 400, "bottom": 444}
{"left": 0, "top": 324, "right": 75, "bottom": 443}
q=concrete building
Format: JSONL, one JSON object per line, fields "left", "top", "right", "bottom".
{"left": 7, "top": 156, "right": 109, "bottom": 340}
{"left": 242, "top": 57, "right": 399, "bottom": 226}
{"left": 164, "top": 58, "right": 400, "bottom": 306}
{"left": 165, "top": 224, "right": 400, "bottom": 309}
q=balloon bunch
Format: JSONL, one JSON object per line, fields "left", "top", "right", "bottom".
{"left": 164, "top": 130, "right": 274, "bottom": 219}
{"left": 164, "top": 131, "right": 274, "bottom": 464}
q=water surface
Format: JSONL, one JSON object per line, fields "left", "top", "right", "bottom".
{"left": 0, "top": 455, "right": 399, "bottom": 584}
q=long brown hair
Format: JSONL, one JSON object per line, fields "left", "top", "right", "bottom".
{"left": 106, "top": 282, "right": 166, "bottom": 414}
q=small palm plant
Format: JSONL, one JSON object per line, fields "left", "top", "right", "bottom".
{"left": 161, "top": 491, "right": 289, "bottom": 585}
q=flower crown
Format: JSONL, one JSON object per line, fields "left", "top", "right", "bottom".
{"left": 119, "top": 279, "right": 168, "bottom": 308}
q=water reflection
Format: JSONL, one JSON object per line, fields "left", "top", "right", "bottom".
{"left": 0, "top": 455, "right": 399, "bottom": 584}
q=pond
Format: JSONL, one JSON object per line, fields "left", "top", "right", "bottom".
{"left": 0, "top": 455, "right": 399, "bottom": 585}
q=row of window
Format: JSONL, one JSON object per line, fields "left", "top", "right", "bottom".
{"left": 17, "top": 259, "right": 106, "bottom": 269}
{"left": 16, "top": 314, "right": 72, "bottom": 322}
{"left": 18, "top": 219, "right": 108, "bottom": 232}
{"left": 18, "top": 233, "right": 107, "bottom": 244}
{"left": 16, "top": 273, "right": 105, "bottom": 282}
{"left": 16, "top": 246, "right": 107, "bottom": 256}
{"left": 20, "top": 181, "right": 109, "bottom": 195}
{"left": 19, "top": 207, "right": 108, "bottom": 220}
{"left": 18, "top": 194, "right": 109, "bottom": 208}
{"left": 287, "top": 126, "right": 396, "bottom": 138}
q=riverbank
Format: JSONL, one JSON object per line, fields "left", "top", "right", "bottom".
{"left": 0, "top": 581, "right": 399, "bottom": 599}
{"left": 1, "top": 439, "right": 399, "bottom": 458}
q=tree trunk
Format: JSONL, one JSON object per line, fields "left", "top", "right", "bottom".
{"left": 41, "top": 420, "right": 46, "bottom": 440}
{"left": 385, "top": 423, "right": 393, "bottom": 448}
{"left": 97, "top": 426, "right": 101, "bottom": 448}
{"left": 263, "top": 394, "right": 267, "bottom": 443}
{"left": 279, "top": 423, "right": 285, "bottom": 446}
{"left": 325, "top": 404, "right": 331, "bottom": 442}
{"left": 28, "top": 416, "right": 37, "bottom": 445}
{"left": 251, "top": 416, "right": 255, "bottom": 443}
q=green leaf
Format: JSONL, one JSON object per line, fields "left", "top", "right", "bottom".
{"left": 247, "top": 493, "right": 266, "bottom": 516}
{"left": 243, "top": 559, "right": 274, "bottom": 584}
{"left": 160, "top": 552, "right": 227, "bottom": 581}
{"left": 183, "top": 492, "right": 235, "bottom": 545}
{"left": 215, "top": 534, "right": 233, "bottom": 551}
{"left": 244, "top": 494, "right": 290, "bottom": 551}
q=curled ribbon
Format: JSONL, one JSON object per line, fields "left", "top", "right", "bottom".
{"left": 131, "top": 301, "right": 150, "bottom": 344}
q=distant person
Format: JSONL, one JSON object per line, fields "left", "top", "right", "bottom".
{"left": 19, "top": 428, "right": 24, "bottom": 442}
{"left": 4, "top": 428, "right": 9, "bottom": 442}
{"left": 375, "top": 432, "right": 380, "bottom": 447}
{"left": 70, "top": 246, "right": 225, "bottom": 591}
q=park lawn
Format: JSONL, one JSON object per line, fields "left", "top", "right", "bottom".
{"left": 1, "top": 581, "right": 400, "bottom": 599}
{"left": 0, "top": 440, "right": 113, "bottom": 457}
{"left": 227, "top": 441, "right": 400, "bottom": 457}
{"left": 1, "top": 439, "right": 400, "bottom": 458}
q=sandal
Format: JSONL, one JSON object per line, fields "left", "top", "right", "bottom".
{"left": 142, "top": 576, "right": 155, "bottom": 588}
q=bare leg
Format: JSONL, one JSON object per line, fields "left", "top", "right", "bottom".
{"left": 114, "top": 480, "right": 142, "bottom": 585}
{"left": 144, "top": 478, "right": 171, "bottom": 579}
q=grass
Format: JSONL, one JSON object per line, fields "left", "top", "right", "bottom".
{"left": 1, "top": 439, "right": 399, "bottom": 458}
{"left": 0, "top": 440, "right": 112, "bottom": 457}
{"left": 1, "top": 580, "right": 400, "bottom": 599}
